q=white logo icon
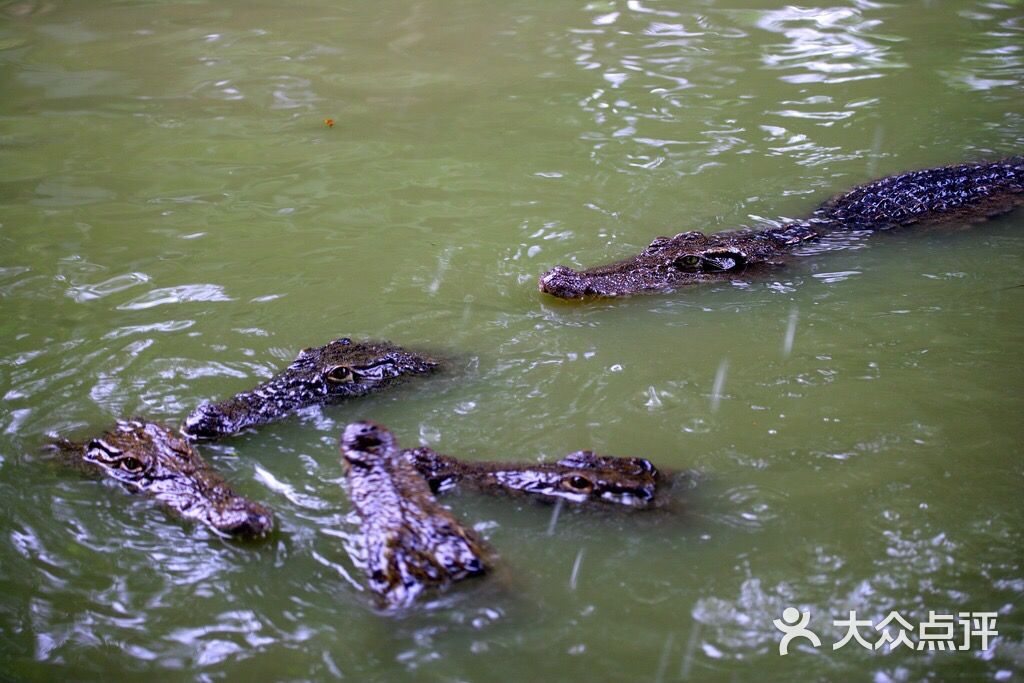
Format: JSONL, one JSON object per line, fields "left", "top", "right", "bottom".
{"left": 773, "top": 607, "right": 822, "bottom": 655}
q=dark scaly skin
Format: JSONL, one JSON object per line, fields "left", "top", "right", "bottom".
{"left": 183, "top": 338, "right": 439, "bottom": 440}
{"left": 403, "top": 447, "right": 661, "bottom": 508}
{"left": 340, "top": 421, "right": 490, "bottom": 611}
{"left": 539, "top": 158, "right": 1024, "bottom": 299}
{"left": 815, "top": 158, "right": 1024, "bottom": 228}
{"left": 54, "top": 419, "right": 273, "bottom": 538}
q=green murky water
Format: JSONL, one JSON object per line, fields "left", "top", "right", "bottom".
{"left": 1, "top": 1, "right": 1022, "bottom": 680}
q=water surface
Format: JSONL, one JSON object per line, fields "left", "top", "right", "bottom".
{"left": 1, "top": 0, "right": 1022, "bottom": 680}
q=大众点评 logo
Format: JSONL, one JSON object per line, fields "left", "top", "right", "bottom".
{"left": 773, "top": 608, "right": 997, "bottom": 655}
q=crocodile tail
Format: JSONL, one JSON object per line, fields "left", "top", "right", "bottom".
{"left": 812, "top": 158, "right": 1024, "bottom": 231}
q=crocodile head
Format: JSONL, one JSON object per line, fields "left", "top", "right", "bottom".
{"left": 183, "top": 338, "right": 439, "bottom": 440}
{"left": 405, "top": 447, "right": 662, "bottom": 508}
{"left": 56, "top": 419, "right": 272, "bottom": 538}
{"left": 553, "top": 450, "right": 660, "bottom": 506}
{"left": 341, "top": 421, "right": 490, "bottom": 610}
{"left": 539, "top": 230, "right": 785, "bottom": 299}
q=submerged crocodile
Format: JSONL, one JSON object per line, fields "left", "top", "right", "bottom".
{"left": 54, "top": 419, "right": 273, "bottom": 538}
{"left": 341, "top": 421, "right": 491, "bottom": 610}
{"left": 539, "top": 158, "right": 1024, "bottom": 299}
{"left": 183, "top": 338, "right": 438, "bottom": 440}
{"left": 404, "top": 447, "right": 661, "bottom": 508}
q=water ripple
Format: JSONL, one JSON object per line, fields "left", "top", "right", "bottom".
{"left": 66, "top": 271, "right": 151, "bottom": 303}
{"left": 118, "top": 283, "right": 233, "bottom": 310}
{"left": 756, "top": 6, "right": 904, "bottom": 85}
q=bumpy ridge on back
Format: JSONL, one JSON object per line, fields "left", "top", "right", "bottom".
{"left": 814, "top": 157, "right": 1024, "bottom": 230}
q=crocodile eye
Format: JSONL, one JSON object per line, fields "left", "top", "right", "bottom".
{"left": 325, "top": 366, "right": 354, "bottom": 384}
{"left": 562, "top": 474, "right": 594, "bottom": 493}
{"left": 119, "top": 456, "right": 145, "bottom": 473}
{"left": 674, "top": 254, "right": 702, "bottom": 270}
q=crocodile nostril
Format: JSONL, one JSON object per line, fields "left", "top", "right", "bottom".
{"left": 540, "top": 265, "right": 574, "bottom": 283}
{"left": 342, "top": 422, "right": 385, "bottom": 453}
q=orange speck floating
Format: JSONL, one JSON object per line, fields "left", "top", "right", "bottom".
{"left": 324, "top": 118, "right": 334, "bottom": 128}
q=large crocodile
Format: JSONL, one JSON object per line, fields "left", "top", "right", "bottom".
{"left": 183, "top": 338, "right": 438, "bottom": 440}
{"left": 403, "top": 447, "right": 661, "bottom": 508}
{"left": 539, "top": 158, "right": 1024, "bottom": 299}
{"left": 54, "top": 419, "right": 273, "bottom": 538}
{"left": 340, "top": 421, "right": 491, "bottom": 610}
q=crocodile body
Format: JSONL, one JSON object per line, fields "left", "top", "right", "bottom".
{"left": 403, "top": 447, "right": 661, "bottom": 508}
{"left": 340, "top": 421, "right": 490, "bottom": 610}
{"left": 539, "top": 158, "right": 1024, "bottom": 299}
{"left": 55, "top": 419, "right": 272, "bottom": 538}
{"left": 183, "top": 338, "right": 438, "bottom": 439}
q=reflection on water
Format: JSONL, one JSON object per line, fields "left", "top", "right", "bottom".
{"left": 0, "top": 0, "right": 1022, "bottom": 680}
{"left": 757, "top": 5, "right": 903, "bottom": 85}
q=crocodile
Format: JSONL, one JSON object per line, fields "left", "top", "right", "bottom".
{"left": 54, "top": 419, "right": 273, "bottom": 538}
{"left": 340, "top": 421, "right": 491, "bottom": 610}
{"left": 539, "top": 158, "right": 1024, "bottom": 299}
{"left": 183, "top": 338, "right": 439, "bottom": 440}
{"left": 403, "top": 447, "right": 661, "bottom": 508}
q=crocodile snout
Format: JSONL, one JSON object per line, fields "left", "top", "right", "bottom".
{"left": 182, "top": 403, "right": 232, "bottom": 440}
{"left": 538, "top": 265, "right": 588, "bottom": 299}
